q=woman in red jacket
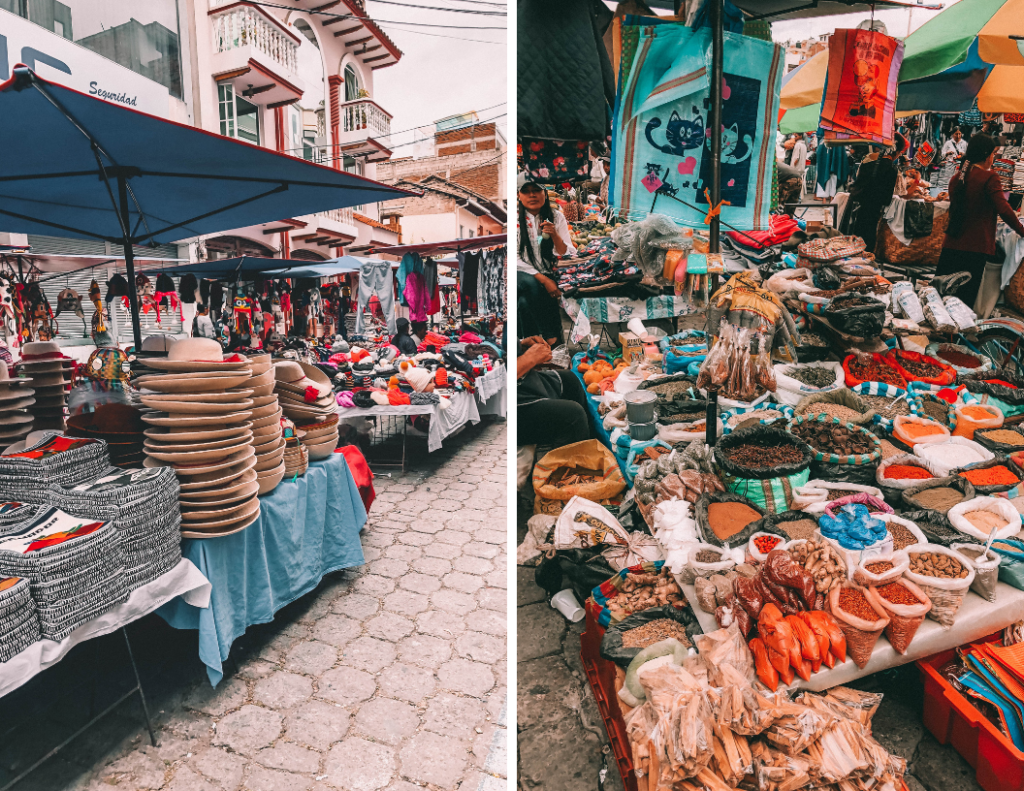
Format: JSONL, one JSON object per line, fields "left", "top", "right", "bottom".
{"left": 935, "top": 133, "right": 1024, "bottom": 308}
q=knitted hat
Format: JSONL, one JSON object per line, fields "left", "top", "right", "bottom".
{"left": 403, "top": 366, "right": 432, "bottom": 393}
{"left": 435, "top": 368, "right": 449, "bottom": 388}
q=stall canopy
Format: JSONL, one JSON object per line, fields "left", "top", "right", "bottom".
{"left": 264, "top": 256, "right": 393, "bottom": 279}
{"left": 148, "top": 257, "right": 316, "bottom": 279}
{"left": 0, "top": 251, "right": 187, "bottom": 282}
{"left": 0, "top": 66, "right": 415, "bottom": 348}
{"left": 370, "top": 234, "right": 507, "bottom": 258}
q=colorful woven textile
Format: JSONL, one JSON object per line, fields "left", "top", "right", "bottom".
{"left": 819, "top": 28, "right": 904, "bottom": 147}
{"left": 797, "top": 235, "right": 866, "bottom": 262}
{"left": 610, "top": 25, "right": 782, "bottom": 230}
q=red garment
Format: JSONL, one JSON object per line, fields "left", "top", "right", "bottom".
{"left": 336, "top": 445, "right": 375, "bottom": 512}
{"left": 945, "top": 166, "right": 1024, "bottom": 255}
{"left": 726, "top": 216, "right": 800, "bottom": 250}
{"left": 387, "top": 390, "right": 411, "bottom": 405}
{"left": 417, "top": 331, "right": 450, "bottom": 352}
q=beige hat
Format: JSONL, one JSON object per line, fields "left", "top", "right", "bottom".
{"left": 274, "top": 361, "right": 332, "bottom": 401}
{"left": 141, "top": 411, "right": 253, "bottom": 428}
{"left": 144, "top": 437, "right": 253, "bottom": 464}
{"left": 142, "top": 389, "right": 254, "bottom": 405}
{"left": 145, "top": 431, "right": 253, "bottom": 454}
{"left": 178, "top": 466, "right": 258, "bottom": 497}
{"left": 180, "top": 498, "right": 261, "bottom": 539}
{"left": 256, "top": 463, "right": 286, "bottom": 495}
{"left": 0, "top": 362, "right": 32, "bottom": 390}
{"left": 180, "top": 479, "right": 260, "bottom": 509}
{"left": 304, "top": 435, "right": 339, "bottom": 460}
{"left": 144, "top": 423, "right": 253, "bottom": 443}
{"left": 136, "top": 372, "right": 252, "bottom": 394}
{"left": 146, "top": 444, "right": 255, "bottom": 475}
{"left": 141, "top": 338, "right": 250, "bottom": 373}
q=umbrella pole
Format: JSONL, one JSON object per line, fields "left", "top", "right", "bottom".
{"left": 116, "top": 176, "right": 144, "bottom": 351}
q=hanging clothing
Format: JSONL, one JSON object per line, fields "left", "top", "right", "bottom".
{"left": 478, "top": 247, "right": 506, "bottom": 317}
{"left": 396, "top": 253, "right": 423, "bottom": 307}
{"left": 422, "top": 258, "right": 440, "bottom": 315}
{"left": 814, "top": 144, "right": 850, "bottom": 199}
{"left": 610, "top": 25, "right": 782, "bottom": 230}
{"left": 459, "top": 252, "right": 480, "bottom": 314}
{"left": 355, "top": 259, "right": 397, "bottom": 335}
{"left": 403, "top": 271, "right": 431, "bottom": 322}
{"left": 520, "top": 138, "right": 592, "bottom": 183}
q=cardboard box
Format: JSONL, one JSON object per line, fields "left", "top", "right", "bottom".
{"left": 619, "top": 331, "right": 645, "bottom": 363}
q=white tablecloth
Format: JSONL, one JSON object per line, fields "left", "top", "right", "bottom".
{"left": 677, "top": 575, "right": 1024, "bottom": 692}
{"left": 336, "top": 390, "right": 481, "bottom": 452}
{"left": 0, "top": 558, "right": 209, "bottom": 698}
{"left": 476, "top": 363, "right": 507, "bottom": 418}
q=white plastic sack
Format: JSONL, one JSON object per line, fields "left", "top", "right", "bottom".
{"left": 947, "top": 496, "right": 1022, "bottom": 542}
{"left": 553, "top": 497, "right": 631, "bottom": 549}
{"left": 913, "top": 437, "right": 995, "bottom": 477}
{"left": 891, "top": 281, "right": 925, "bottom": 324}
{"left": 876, "top": 514, "right": 929, "bottom": 552}
{"left": 791, "top": 480, "right": 884, "bottom": 513}
{"left": 943, "top": 296, "right": 977, "bottom": 331}
{"left": 657, "top": 422, "right": 707, "bottom": 443}
{"left": 603, "top": 532, "right": 665, "bottom": 571}
{"left": 876, "top": 453, "right": 936, "bottom": 491}
{"left": 921, "top": 286, "right": 956, "bottom": 333}
{"left": 517, "top": 514, "right": 556, "bottom": 566}
{"left": 765, "top": 268, "right": 817, "bottom": 298}
{"left": 772, "top": 362, "right": 845, "bottom": 406}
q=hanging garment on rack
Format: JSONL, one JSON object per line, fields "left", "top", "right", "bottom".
{"left": 478, "top": 247, "right": 506, "bottom": 317}
{"left": 396, "top": 253, "right": 423, "bottom": 305}
{"left": 815, "top": 144, "right": 850, "bottom": 199}
{"left": 355, "top": 259, "right": 397, "bottom": 335}
{"left": 819, "top": 29, "right": 904, "bottom": 147}
{"left": 404, "top": 272, "right": 430, "bottom": 322}
{"left": 422, "top": 258, "right": 440, "bottom": 315}
{"left": 610, "top": 25, "right": 783, "bottom": 230}
{"left": 459, "top": 252, "right": 481, "bottom": 314}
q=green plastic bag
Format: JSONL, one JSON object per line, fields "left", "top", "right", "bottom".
{"left": 722, "top": 468, "right": 811, "bottom": 514}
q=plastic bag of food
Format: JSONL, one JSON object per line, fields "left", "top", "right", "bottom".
{"left": 913, "top": 436, "right": 995, "bottom": 476}
{"left": 748, "top": 531, "right": 785, "bottom": 563}
{"left": 752, "top": 743, "right": 815, "bottom": 791}
{"left": 951, "top": 542, "right": 1001, "bottom": 603}
{"left": 689, "top": 542, "right": 739, "bottom": 578}
{"left": 600, "top": 605, "right": 703, "bottom": 668}
{"left": 920, "top": 286, "right": 956, "bottom": 333}
{"left": 764, "top": 696, "right": 837, "bottom": 755}
{"left": 819, "top": 686, "right": 883, "bottom": 728}
{"left": 694, "top": 622, "right": 756, "bottom": 687}
{"left": 828, "top": 583, "right": 890, "bottom": 668}
{"left": 903, "top": 546, "right": 976, "bottom": 628}
{"left": 710, "top": 661, "right": 780, "bottom": 734}
{"left": 893, "top": 414, "right": 950, "bottom": 446}
{"left": 621, "top": 638, "right": 690, "bottom": 705}
{"left": 947, "top": 496, "right": 1021, "bottom": 542}
{"left": 763, "top": 549, "right": 817, "bottom": 609}
{"left": 734, "top": 574, "right": 766, "bottom": 622}
{"left": 866, "top": 578, "right": 931, "bottom": 654}
{"left": 944, "top": 295, "right": 977, "bottom": 330}
{"left": 853, "top": 550, "right": 910, "bottom": 587}
{"left": 952, "top": 402, "right": 1003, "bottom": 440}
{"left": 891, "top": 280, "right": 925, "bottom": 323}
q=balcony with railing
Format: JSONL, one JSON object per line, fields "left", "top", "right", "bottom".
{"left": 337, "top": 99, "right": 393, "bottom": 161}
{"left": 209, "top": 3, "right": 303, "bottom": 106}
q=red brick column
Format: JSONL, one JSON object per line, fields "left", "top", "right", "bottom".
{"left": 328, "top": 75, "right": 343, "bottom": 171}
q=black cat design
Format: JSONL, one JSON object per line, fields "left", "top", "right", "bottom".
{"left": 645, "top": 107, "right": 705, "bottom": 157}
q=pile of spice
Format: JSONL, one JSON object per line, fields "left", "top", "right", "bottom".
{"left": 875, "top": 581, "right": 920, "bottom": 605}
{"left": 643, "top": 446, "right": 672, "bottom": 461}
{"left": 979, "top": 428, "right": 1024, "bottom": 446}
{"left": 620, "top": 619, "right": 692, "bottom": 649}
{"left": 800, "top": 332, "right": 828, "bottom": 347}
{"left": 879, "top": 439, "right": 901, "bottom": 460}
{"left": 694, "top": 549, "right": 723, "bottom": 563}
{"left": 935, "top": 347, "right": 981, "bottom": 369}
{"left": 847, "top": 357, "right": 907, "bottom": 388}
{"left": 908, "top": 486, "right": 964, "bottom": 513}
{"left": 964, "top": 509, "right": 1007, "bottom": 532}
{"left": 895, "top": 355, "right": 945, "bottom": 379}
{"left": 898, "top": 420, "right": 947, "bottom": 441}
{"left": 790, "top": 421, "right": 875, "bottom": 456}
{"left": 548, "top": 467, "right": 599, "bottom": 486}
{"left": 917, "top": 441, "right": 988, "bottom": 469}
{"left": 860, "top": 394, "right": 913, "bottom": 420}
{"left": 887, "top": 522, "right": 919, "bottom": 550}
{"left": 921, "top": 399, "right": 952, "bottom": 426}
{"left": 883, "top": 464, "right": 933, "bottom": 480}
{"left": 775, "top": 518, "right": 818, "bottom": 541}
{"left": 787, "top": 367, "right": 837, "bottom": 388}
{"left": 838, "top": 587, "right": 877, "bottom": 619}
{"left": 959, "top": 465, "right": 1020, "bottom": 487}
{"left": 961, "top": 405, "right": 1001, "bottom": 422}
{"left": 706, "top": 501, "right": 762, "bottom": 541}
{"left": 795, "top": 403, "right": 863, "bottom": 423}
{"left": 722, "top": 442, "right": 805, "bottom": 468}
{"left": 643, "top": 380, "right": 694, "bottom": 399}
{"left": 753, "top": 534, "right": 782, "bottom": 554}
{"left": 864, "top": 560, "right": 895, "bottom": 575}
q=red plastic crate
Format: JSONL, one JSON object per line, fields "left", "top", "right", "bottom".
{"left": 581, "top": 601, "right": 637, "bottom": 791}
{"left": 918, "top": 633, "right": 1024, "bottom": 791}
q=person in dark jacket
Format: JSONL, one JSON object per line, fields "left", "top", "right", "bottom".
{"left": 517, "top": 337, "right": 590, "bottom": 448}
{"left": 391, "top": 317, "right": 418, "bottom": 356}
{"left": 934, "top": 133, "right": 1024, "bottom": 308}
{"left": 840, "top": 132, "right": 909, "bottom": 251}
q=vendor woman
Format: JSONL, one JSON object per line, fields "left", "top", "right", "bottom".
{"left": 517, "top": 336, "right": 591, "bottom": 448}
{"left": 840, "top": 131, "right": 908, "bottom": 251}
{"left": 935, "top": 133, "right": 1024, "bottom": 308}
{"left": 517, "top": 172, "right": 575, "bottom": 345}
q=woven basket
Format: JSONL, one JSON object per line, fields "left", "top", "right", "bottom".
{"left": 874, "top": 211, "right": 948, "bottom": 266}
{"left": 1006, "top": 257, "right": 1024, "bottom": 314}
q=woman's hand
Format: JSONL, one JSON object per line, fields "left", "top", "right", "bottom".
{"left": 541, "top": 221, "right": 568, "bottom": 255}
{"left": 535, "top": 273, "right": 561, "bottom": 298}
{"left": 517, "top": 340, "right": 552, "bottom": 379}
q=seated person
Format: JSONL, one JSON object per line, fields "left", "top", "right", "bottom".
{"left": 904, "top": 168, "right": 931, "bottom": 199}
{"left": 517, "top": 336, "right": 591, "bottom": 449}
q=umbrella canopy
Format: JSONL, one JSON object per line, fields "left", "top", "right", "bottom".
{"left": 781, "top": 49, "right": 828, "bottom": 111}
{"left": 0, "top": 66, "right": 415, "bottom": 347}
{"left": 264, "top": 256, "right": 393, "bottom": 279}
{"left": 149, "top": 257, "right": 310, "bottom": 279}
{"left": 370, "top": 234, "right": 506, "bottom": 258}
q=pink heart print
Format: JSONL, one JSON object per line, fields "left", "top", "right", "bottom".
{"left": 728, "top": 179, "right": 735, "bottom": 187}
{"left": 677, "top": 157, "right": 697, "bottom": 175}
{"left": 722, "top": 78, "right": 731, "bottom": 101}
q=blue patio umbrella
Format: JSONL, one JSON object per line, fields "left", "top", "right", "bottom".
{"left": 0, "top": 66, "right": 415, "bottom": 348}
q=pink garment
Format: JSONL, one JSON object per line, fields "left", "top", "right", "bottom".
{"left": 459, "top": 332, "right": 482, "bottom": 344}
{"left": 404, "top": 272, "right": 430, "bottom": 322}
{"left": 337, "top": 391, "right": 355, "bottom": 408}
{"left": 329, "top": 352, "right": 349, "bottom": 365}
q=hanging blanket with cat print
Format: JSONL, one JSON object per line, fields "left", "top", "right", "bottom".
{"left": 610, "top": 25, "right": 782, "bottom": 232}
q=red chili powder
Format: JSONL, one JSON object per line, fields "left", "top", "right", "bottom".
{"left": 883, "top": 465, "right": 933, "bottom": 480}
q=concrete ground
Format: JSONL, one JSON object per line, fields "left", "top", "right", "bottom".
{"left": 0, "top": 419, "right": 507, "bottom": 791}
{"left": 516, "top": 502, "right": 983, "bottom": 791}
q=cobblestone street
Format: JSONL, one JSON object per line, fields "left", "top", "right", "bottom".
{"left": 6, "top": 420, "right": 507, "bottom": 791}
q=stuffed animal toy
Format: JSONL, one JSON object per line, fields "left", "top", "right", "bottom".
{"left": 54, "top": 287, "right": 86, "bottom": 337}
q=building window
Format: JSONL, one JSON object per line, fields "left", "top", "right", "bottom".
{"left": 344, "top": 65, "right": 361, "bottom": 101}
{"left": 218, "top": 83, "right": 260, "bottom": 145}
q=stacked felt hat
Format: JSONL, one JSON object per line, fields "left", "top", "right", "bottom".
{"left": 0, "top": 577, "right": 41, "bottom": 661}
{"left": 0, "top": 433, "right": 109, "bottom": 497}
{"left": 0, "top": 362, "right": 35, "bottom": 453}
{"left": 51, "top": 466, "right": 182, "bottom": 591}
{"left": 274, "top": 361, "right": 339, "bottom": 458}
{"left": 17, "top": 342, "right": 74, "bottom": 432}
{"left": 0, "top": 507, "right": 128, "bottom": 641}
{"left": 245, "top": 353, "right": 285, "bottom": 496}
{"left": 66, "top": 403, "right": 145, "bottom": 468}
{"left": 136, "top": 338, "right": 260, "bottom": 538}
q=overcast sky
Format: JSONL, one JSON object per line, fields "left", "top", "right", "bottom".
{"left": 366, "top": 0, "right": 508, "bottom": 157}
{"left": 770, "top": 0, "right": 961, "bottom": 43}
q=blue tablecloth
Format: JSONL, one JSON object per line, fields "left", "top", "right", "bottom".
{"left": 157, "top": 453, "right": 367, "bottom": 685}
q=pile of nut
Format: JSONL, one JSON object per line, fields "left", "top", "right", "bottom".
{"left": 605, "top": 569, "right": 685, "bottom": 618}
{"left": 908, "top": 551, "right": 969, "bottom": 579}
{"left": 790, "top": 420, "right": 875, "bottom": 456}
{"left": 788, "top": 539, "right": 847, "bottom": 594}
